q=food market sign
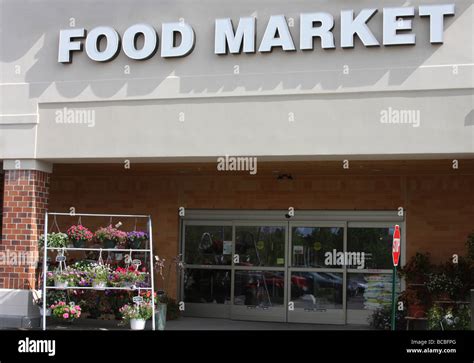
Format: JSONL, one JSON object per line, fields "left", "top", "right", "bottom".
{"left": 58, "top": 4, "right": 454, "bottom": 63}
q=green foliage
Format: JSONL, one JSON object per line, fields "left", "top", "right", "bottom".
{"left": 399, "top": 252, "right": 433, "bottom": 283}
{"left": 38, "top": 232, "right": 68, "bottom": 248}
{"left": 427, "top": 304, "right": 471, "bottom": 330}
{"left": 368, "top": 304, "right": 406, "bottom": 330}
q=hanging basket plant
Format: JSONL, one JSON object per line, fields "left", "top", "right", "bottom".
{"left": 67, "top": 225, "right": 93, "bottom": 248}
{"left": 38, "top": 232, "right": 69, "bottom": 249}
{"left": 95, "top": 225, "right": 127, "bottom": 249}
{"left": 127, "top": 231, "right": 149, "bottom": 249}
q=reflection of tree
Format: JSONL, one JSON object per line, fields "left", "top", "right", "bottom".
{"left": 348, "top": 228, "right": 393, "bottom": 269}
{"left": 184, "top": 226, "right": 232, "bottom": 265}
{"left": 235, "top": 227, "right": 285, "bottom": 266}
{"left": 292, "top": 228, "right": 343, "bottom": 267}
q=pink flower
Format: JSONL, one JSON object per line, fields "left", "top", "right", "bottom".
{"left": 63, "top": 313, "right": 69, "bottom": 319}
{"left": 64, "top": 308, "right": 69, "bottom": 312}
{"left": 71, "top": 309, "right": 76, "bottom": 314}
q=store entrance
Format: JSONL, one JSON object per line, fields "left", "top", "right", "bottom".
{"left": 180, "top": 210, "right": 403, "bottom": 325}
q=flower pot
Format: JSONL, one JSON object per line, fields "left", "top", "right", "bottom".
{"left": 73, "top": 239, "right": 87, "bottom": 248}
{"left": 408, "top": 303, "right": 426, "bottom": 318}
{"left": 54, "top": 280, "right": 68, "bottom": 288}
{"left": 155, "top": 303, "right": 167, "bottom": 330}
{"left": 130, "top": 318, "right": 146, "bottom": 330}
{"left": 39, "top": 307, "right": 51, "bottom": 316}
{"left": 92, "top": 281, "right": 107, "bottom": 289}
{"left": 129, "top": 240, "right": 143, "bottom": 250}
{"left": 103, "top": 239, "right": 117, "bottom": 249}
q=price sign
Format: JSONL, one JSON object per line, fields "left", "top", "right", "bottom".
{"left": 132, "top": 259, "right": 141, "bottom": 266}
{"left": 132, "top": 296, "right": 143, "bottom": 304}
{"left": 55, "top": 255, "right": 66, "bottom": 262}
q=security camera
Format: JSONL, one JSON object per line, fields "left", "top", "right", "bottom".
{"left": 285, "top": 213, "right": 292, "bottom": 219}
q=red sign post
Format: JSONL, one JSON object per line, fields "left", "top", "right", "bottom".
{"left": 391, "top": 225, "right": 401, "bottom": 330}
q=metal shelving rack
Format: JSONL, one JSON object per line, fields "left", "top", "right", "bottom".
{"left": 41, "top": 212, "right": 156, "bottom": 331}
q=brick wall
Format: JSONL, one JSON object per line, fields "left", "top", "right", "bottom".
{"left": 0, "top": 170, "right": 50, "bottom": 289}
{"left": 47, "top": 162, "right": 474, "bottom": 299}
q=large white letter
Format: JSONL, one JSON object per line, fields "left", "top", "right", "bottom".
{"left": 340, "top": 9, "right": 379, "bottom": 48}
{"left": 85, "top": 26, "right": 120, "bottom": 62}
{"left": 383, "top": 7, "right": 416, "bottom": 45}
{"left": 258, "top": 15, "right": 295, "bottom": 52}
{"left": 419, "top": 4, "right": 455, "bottom": 43}
{"left": 215, "top": 17, "right": 255, "bottom": 54}
{"left": 122, "top": 24, "right": 158, "bottom": 60}
{"left": 58, "top": 28, "right": 85, "bottom": 63}
{"left": 161, "top": 22, "right": 195, "bottom": 58}
{"left": 300, "top": 12, "right": 335, "bottom": 50}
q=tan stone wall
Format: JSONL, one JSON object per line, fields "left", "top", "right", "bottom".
{"left": 47, "top": 162, "right": 474, "bottom": 298}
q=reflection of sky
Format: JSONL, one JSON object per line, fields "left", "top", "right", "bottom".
{"left": 295, "top": 227, "right": 341, "bottom": 237}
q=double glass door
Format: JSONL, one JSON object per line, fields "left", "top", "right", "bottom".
{"left": 181, "top": 216, "right": 400, "bottom": 325}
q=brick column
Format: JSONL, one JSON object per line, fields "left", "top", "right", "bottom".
{"left": 0, "top": 169, "right": 50, "bottom": 290}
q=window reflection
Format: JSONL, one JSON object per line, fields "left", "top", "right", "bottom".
{"left": 234, "top": 271, "right": 284, "bottom": 307}
{"left": 235, "top": 226, "right": 285, "bottom": 267}
{"left": 290, "top": 272, "right": 343, "bottom": 310}
{"left": 184, "top": 225, "right": 232, "bottom": 265}
{"left": 183, "top": 269, "right": 231, "bottom": 304}
{"left": 291, "top": 227, "right": 343, "bottom": 268}
{"left": 347, "top": 228, "right": 396, "bottom": 270}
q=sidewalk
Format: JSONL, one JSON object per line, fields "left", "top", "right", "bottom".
{"left": 40, "top": 316, "right": 371, "bottom": 330}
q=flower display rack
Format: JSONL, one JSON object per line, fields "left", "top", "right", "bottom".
{"left": 41, "top": 212, "right": 156, "bottom": 331}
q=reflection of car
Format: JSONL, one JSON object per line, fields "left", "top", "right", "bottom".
{"left": 291, "top": 272, "right": 344, "bottom": 303}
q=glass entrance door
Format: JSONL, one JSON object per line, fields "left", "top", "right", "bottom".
{"left": 288, "top": 223, "right": 346, "bottom": 324}
{"left": 180, "top": 211, "right": 403, "bottom": 325}
{"left": 231, "top": 223, "right": 287, "bottom": 322}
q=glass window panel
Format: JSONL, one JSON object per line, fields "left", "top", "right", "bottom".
{"left": 347, "top": 227, "right": 397, "bottom": 270}
{"left": 183, "top": 269, "right": 231, "bottom": 304}
{"left": 233, "top": 270, "right": 284, "bottom": 307}
{"left": 184, "top": 225, "right": 232, "bottom": 265}
{"left": 347, "top": 273, "right": 400, "bottom": 311}
{"left": 290, "top": 272, "right": 343, "bottom": 310}
{"left": 291, "top": 227, "right": 343, "bottom": 268}
{"left": 235, "top": 226, "right": 285, "bottom": 267}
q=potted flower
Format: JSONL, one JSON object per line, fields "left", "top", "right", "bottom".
{"left": 88, "top": 264, "right": 111, "bottom": 289}
{"left": 119, "top": 302, "right": 153, "bottom": 330}
{"left": 127, "top": 231, "right": 148, "bottom": 249}
{"left": 153, "top": 255, "right": 185, "bottom": 329}
{"left": 95, "top": 225, "right": 127, "bottom": 249}
{"left": 110, "top": 266, "right": 145, "bottom": 288}
{"left": 38, "top": 232, "right": 69, "bottom": 248}
{"left": 51, "top": 301, "right": 81, "bottom": 323}
{"left": 33, "top": 290, "right": 67, "bottom": 316}
{"left": 53, "top": 268, "right": 75, "bottom": 288}
{"left": 67, "top": 225, "right": 93, "bottom": 248}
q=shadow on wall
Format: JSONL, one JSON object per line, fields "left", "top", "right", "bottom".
{"left": 0, "top": 0, "right": 469, "bottom": 101}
